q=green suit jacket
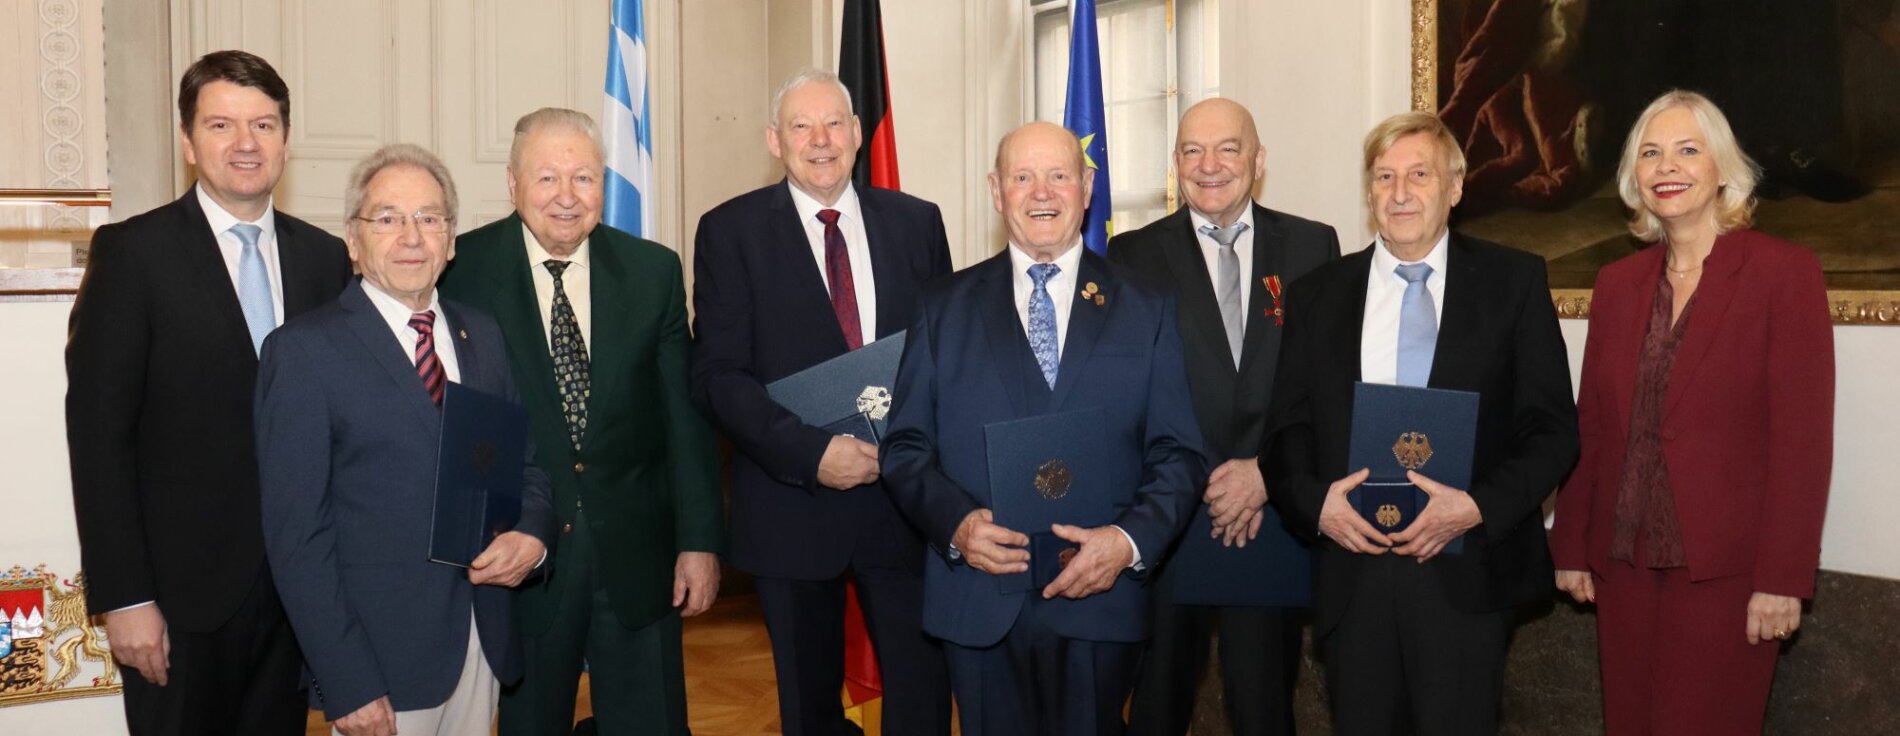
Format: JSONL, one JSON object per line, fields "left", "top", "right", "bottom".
{"left": 442, "top": 214, "right": 723, "bottom": 634}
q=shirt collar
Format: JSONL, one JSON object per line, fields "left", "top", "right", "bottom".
{"left": 1370, "top": 230, "right": 1450, "bottom": 286}
{"left": 787, "top": 180, "right": 863, "bottom": 226}
{"left": 1186, "top": 204, "right": 1255, "bottom": 237}
{"left": 521, "top": 221, "right": 590, "bottom": 271}
{"left": 359, "top": 278, "right": 445, "bottom": 332}
{"left": 195, "top": 184, "right": 276, "bottom": 239}
{"left": 1007, "top": 239, "right": 1086, "bottom": 280}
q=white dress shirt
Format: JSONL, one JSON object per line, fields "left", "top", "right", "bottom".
{"left": 789, "top": 181, "right": 879, "bottom": 347}
{"left": 1187, "top": 206, "right": 1256, "bottom": 319}
{"left": 360, "top": 280, "right": 461, "bottom": 383}
{"left": 522, "top": 224, "right": 592, "bottom": 351}
{"left": 198, "top": 185, "right": 286, "bottom": 326}
{"left": 1006, "top": 240, "right": 1086, "bottom": 357}
{"left": 1360, "top": 232, "right": 1449, "bottom": 386}
{"left": 1002, "top": 240, "right": 1142, "bottom": 570}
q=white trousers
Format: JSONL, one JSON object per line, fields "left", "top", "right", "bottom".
{"left": 335, "top": 613, "right": 497, "bottom": 736}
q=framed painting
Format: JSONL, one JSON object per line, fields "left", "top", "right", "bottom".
{"left": 1410, "top": 0, "right": 1900, "bottom": 323}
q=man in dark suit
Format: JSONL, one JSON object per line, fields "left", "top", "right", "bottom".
{"left": 691, "top": 70, "right": 953, "bottom": 736}
{"left": 1262, "top": 112, "right": 1579, "bottom": 735}
{"left": 440, "top": 108, "right": 723, "bottom": 736}
{"left": 1114, "top": 98, "right": 1339, "bottom": 736}
{"left": 257, "top": 144, "right": 556, "bottom": 736}
{"left": 65, "top": 50, "right": 350, "bottom": 736}
{"left": 882, "top": 122, "right": 1208, "bottom": 736}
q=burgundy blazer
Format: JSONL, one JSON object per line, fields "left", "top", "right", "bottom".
{"left": 1550, "top": 229, "right": 1834, "bottom": 598}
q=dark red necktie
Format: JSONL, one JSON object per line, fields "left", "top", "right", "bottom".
{"left": 816, "top": 209, "right": 863, "bottom": 350}
{"left": 409, "top": 311, "right": 445, "bottom": 407}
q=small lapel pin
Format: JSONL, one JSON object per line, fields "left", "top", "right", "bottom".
{"left": 458, "top": 329, "right": 469, "bottom": 340}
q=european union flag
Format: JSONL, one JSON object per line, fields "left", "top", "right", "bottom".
{"left": 1062, "top": 0, "right": 1112, "bottom": 255}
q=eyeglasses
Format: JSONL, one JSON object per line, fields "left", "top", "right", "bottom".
{"left": 352, "top": 209, "right": 452, "bottom": 234}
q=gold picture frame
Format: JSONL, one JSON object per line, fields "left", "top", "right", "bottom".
{"left": 1409, "top": 0, "right": 1900, "bottom": 324}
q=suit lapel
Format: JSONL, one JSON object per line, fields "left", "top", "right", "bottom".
{"left": 443, "top": 301, "right": 482, "bottom": 388}
{"left": 340, "top": 281, "right": 442, "bottom": 433}
{"left": 976, "top": 255, "right": 1033, "bottom": 417}
{"left": 1428, "top": 237, "right": 1484, "bottom": 388}
{"left": 1237, "top": 206, "right": 1288, "bottom": 375}
{"left": 1159, "top": 211, "right": 1233, "bottom": 373}
{"left": 1663, "top": 235, "right": 1745, "bottom": 419}
{"left": 860, "top": 190, "right": 908, "bottom": 338}
{"left": 769, "top": 181, "right": 852, "bottom": 353}
{"left": 1612, "top": 247, "right": 1666, "bottom": 433}
{"left": 488, "top": 219, "right": 573, "bottom": 454}
{"left": 175, "top": 189, "right": 258, "bottom": 357}
{"left": 1050, "top": 252, "right": 1111, "bottom": 410}
{"left": 276, "top": 217, "right": 328, "bottom": 317}
{"left": 1335, "top": 245, "right": 1373, "bottom": 383}
{"left": 584, "top": 235, "right": 639, "bottom": 450}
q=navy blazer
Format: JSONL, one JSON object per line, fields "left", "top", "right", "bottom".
{"left": 256, "top": 280, "right": 556, "bottom": 720}
{"left": 882, "top": 249, "right": 1208, "bottom": 647}
{"left": 691, "top": 180, "right": 953, "bottom": 580}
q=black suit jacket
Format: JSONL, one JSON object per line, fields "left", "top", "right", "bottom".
{"left": 66, "top": 187, "right": 350, "bottom": 629}
{"left": 1110, "top": 205, "right": 1338, "bottom": 604}
{"left": 1263, "top": 233, "right": 1578, "bottom": 632}
{"left": 690, "top": 181, "right": 954, "bottom": 580}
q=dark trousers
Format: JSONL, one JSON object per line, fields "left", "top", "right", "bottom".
{"left": 499, "top": 515, "right": 689, "bottom": 736}
{"left": 754, "top": 547, "right": 950, "bottom": 736}
{"left": 1127, "top": 591, "right": 1302, "bottom": 736}
{"left": 944, "top": 598, "right": 1142, "bottom": 736}
{"left": 1322, "top": 555, "right": 1512, "bottom": 736}
{"left": 119, "top": 566, "right": 304, "bottom": 736}
{"left": 1595, "top": 564, "right": 1779, "bottom": 735}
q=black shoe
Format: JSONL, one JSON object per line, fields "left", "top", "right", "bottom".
{"left": 573, "top": 716, "right": 599, "bottom": 736}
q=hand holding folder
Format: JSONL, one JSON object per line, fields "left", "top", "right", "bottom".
{"left": 1345, "top": 382, "right": 1480, "bottom": 558}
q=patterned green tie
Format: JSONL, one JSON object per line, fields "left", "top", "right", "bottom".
{"left": 545, "top": 260, "right": 590, "bottom": 451}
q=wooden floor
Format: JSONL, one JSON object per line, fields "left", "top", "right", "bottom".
{"left": 304, "top": 594, "right": 789, "bottom": 735}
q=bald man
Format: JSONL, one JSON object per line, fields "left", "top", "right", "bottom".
{"left": 1112, "top": 99, "right": 1340, "bottom": 736}
{"left": 883, "top": 122, "right": 1207, "bottom": 736}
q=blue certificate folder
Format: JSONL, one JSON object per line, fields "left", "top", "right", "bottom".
{"left": 1168, "top": 505, "right": 1312, "bottom": 607}
{"left": 429, "top": 382, "right": 529, "bottom": 568}
{"left": 765, "top": 331, "right": 906, "bottom": 444}
{"left": 1347, "top": 382, "right": 1479, "bottom": 555}
{"left": 984, "top": 408, "right": 1128, "bottom": 592}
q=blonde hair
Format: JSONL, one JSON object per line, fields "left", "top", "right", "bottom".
{"left": 1615, "top": 90, "right": 1759, "bottom": 243}
{"left": 1361, "top": 111, "right": 1467, "bottom": 194}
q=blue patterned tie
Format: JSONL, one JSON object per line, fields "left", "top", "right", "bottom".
{"left": 1027, "top": 263, "right": 1061, "bottom": 389}
{"left": 1395, "top": 262, "right": 1437, "bottom": 387}
{"left": 545, "top": 260, "right": 591, "bottom": 451}
{"left": 232, "top": 223, "right": 272, "bottom": 354}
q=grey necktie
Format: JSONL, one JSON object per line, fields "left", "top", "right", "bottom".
{"left": 1200, "top": 222, "right": 1250, "bottom": 368}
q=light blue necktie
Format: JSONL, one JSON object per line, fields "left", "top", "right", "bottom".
{"left": 1395, "top": 262, "right": 1436, "bottom": 387}
{"left": 1027, "top": 263, "right": 1061, "bottom": 388}
{"left": 232, "top": 223, "right": 273, "bottom": 355}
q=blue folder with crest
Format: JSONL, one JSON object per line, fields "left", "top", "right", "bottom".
{"left": 984, "top": 408, "right": 1131, "bottom": 592}
{"left": 1168, "top": 502, "right": 1312, "bottom": 607}
{"left": 766, "top": 331, "right": 906, "bottom": 444}
{"left": 1346, "top": 382, "right": 1480, "bottom": 555}
{"left": 429, "top": 382, "right": 529, "bottom": 568}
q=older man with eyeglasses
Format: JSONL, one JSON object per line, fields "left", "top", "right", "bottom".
{"left": 256, "top": 143, "right": 556, "bottom": 736}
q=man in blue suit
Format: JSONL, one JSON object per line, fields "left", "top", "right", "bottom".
{"left": 257, "top": 144, "right": 556, "bottom": 736}
{"left": 882, "top": 122, "right": 1208, "bottom": 736}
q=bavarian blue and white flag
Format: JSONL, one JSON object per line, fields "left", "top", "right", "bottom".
{"left": 603, "top": 0, "right": 654, "bottom": 237}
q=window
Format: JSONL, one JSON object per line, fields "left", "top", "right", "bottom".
{"left": 1032, "top": 0, "right": 1220, "bottom": 234}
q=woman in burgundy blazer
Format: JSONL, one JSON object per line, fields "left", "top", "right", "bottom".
{"left": 1549, "top": 90, "right": 1835, "bottom": 734}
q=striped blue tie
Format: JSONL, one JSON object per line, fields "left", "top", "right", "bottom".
{"left": 1395, "top": 262, "right": 1436, "bottom": 387}
{"left": 1027, "top": 263, "right": 1061, "bottom": 388}
{"left": 232, "top": 223, "right": 273, "bottom": 354}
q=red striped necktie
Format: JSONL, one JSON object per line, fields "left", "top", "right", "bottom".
{"left": 409, "top": 310, "right": 445, "bottom": 407}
